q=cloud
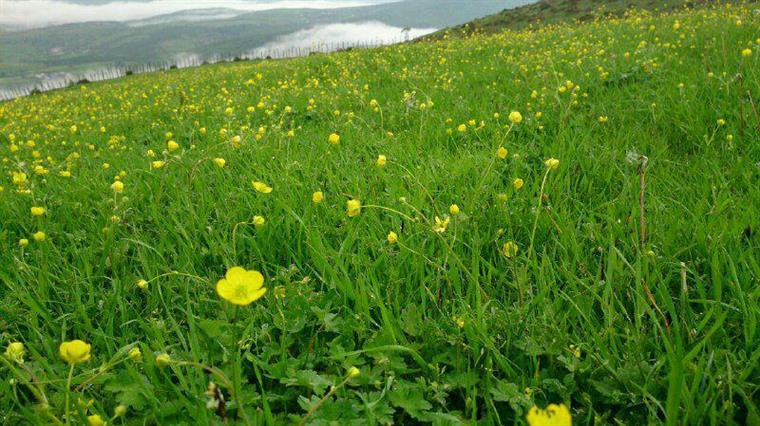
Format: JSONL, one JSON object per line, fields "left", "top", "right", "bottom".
{"left": 0, "top": 0, "right": 386, "bottom": 30}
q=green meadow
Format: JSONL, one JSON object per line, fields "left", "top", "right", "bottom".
{"left": 1, "top": 2, "right": 759, "bottom": 424}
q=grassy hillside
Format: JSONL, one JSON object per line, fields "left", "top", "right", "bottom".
{"left": 424, "top": 0, "right": 718, "bottom": 39}
{"left": 1, "top": 2, "right": 759, "bottom": 425}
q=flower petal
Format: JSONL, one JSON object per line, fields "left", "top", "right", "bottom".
{"left": 225, "top": 266, "right": 247, "bottom": 283}
{"left": 216, "top": 278, "right": 235, "bottom": 301}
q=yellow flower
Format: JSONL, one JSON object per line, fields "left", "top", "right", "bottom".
{"left": 252, "top": 215, "right": 266, "bottom": 227}
{"left": 432, "top": 216, "right": 450, "bottom": 233}
{"left": 18, "top": 239, "right": 29, "bottom": 247}
{"left": 13, "top": 172, "right": 27, "bottom": 185}
{"left": 128, "top": 347, "right": 142, "bottom": 361}
{"left": 347, "top": 366, "right": 360, "bottom": 378}
{"left": 457, "top": 124, "right": 467, "bottom": 133}
{"left": 328, "top": 133, "right": 341, "bottom": 145}
{"left": 216, "top": 266, "right": 267, "bottom": 306}
{"left": 167, "top": 140, "right": 179, "bottom": 151}
{"left": 526, "top": 404, "right": 572, "bottom": 426}
{"left": 453, "top": 316, "right": 465, "bottom": 328}
{"left": 347, "top": 199, "right": 362, "bottom": 217}
{"left": 136, "top": 279, "right": 148, "bottom": 290}
{"left": 508, "top": 111, "right": 523, "bottom": 124}
{"left": 449, "top": 204, "right": 460, "bottom": 215}
{"left": 59, "top": 340, "right": 91, "bottom": 364}
{"left": 513, "top": 178, "right": 524, "bottom": 190}
{"left": 742, "top": 48, "right": 752, "bottom": 57}
{"left": 87, "top": 414, "right": 105, "bottom": 426}
{"left": 497, "top": 147, "right": 508, "bottom": 159}
{"left": 274, "top": 285, "right": 286, "bottom": 298}
{"left": 30, "top": 206, "right": 45, "bottom": 216}
{"left": 155, "top": 353, "right": 172, "bottom": 367}
{"left": 151, "top": 160, "right": 166, "bottom": 169}
{"left": 213, "top": 158, "right": 226, "bottom": 168}
{"left": 111, "top": 181, "right": 124, "bottom": 193}
{"left": 377, "top": 155, "right": 387, "bottom": 167}
{"left": 312, "top": 191, "right": 324, "bottom": 203}
{"left": 387, "top": 231, "right": 398, "bottom": 244}
{"left": 4, "top": 342, "right": 25, "bottom": 363}
{"left": 33, "top": 231, "right": 46, "bottom": 242}
{"left": 114, "top": 405, "right": 127, "bottom": 417}
{"left": 544, "top": 158, "right": 560, "bottom": 170}
{"left": 598, "top": 116, "right": 608, "bottom": 123}
{"left": 252, "top": 181, "right": 273, "bottom": 194}
{"left": 501, "top": 241, "right": 519, "bottom": 258}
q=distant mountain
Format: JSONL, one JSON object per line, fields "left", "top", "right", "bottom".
{"left": 0, "top": 0, "right": 533, "bottom": 89}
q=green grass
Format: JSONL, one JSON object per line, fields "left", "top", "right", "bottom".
{"left": 1, "top": 2, "right": 759, "bottom": 425}
{"left": 422, "top": 0, "right": 721, "bottom": 39}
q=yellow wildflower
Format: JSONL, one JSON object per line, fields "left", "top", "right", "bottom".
{"left": 87, "top": 415, "right": 105, "bottom": 426}
{"left": 387, "top": 231, "right": 398, "bottom": 244}
{"left": 128, "top": 347, "right": 142, "bottom": 361}
{"left": 252, "top": 181, "right": 273, "bottom": 194}
{"left": 156, "top": 353, "right": 172, "bottom": 367}
{"left": 216, "top": 266, "right": 267, "bottom": 306}
{"left": 509, "top": 111, "right": 523, "bottom": 124}
{"left": 544, "top": 158, "right": 560, "bottom": 170}
{"left": 501, "top": 241, "right": 519, "bottom": 258}
{"left": 526, "top": 404, "right": 572, "bottom": 426}
{"left": 347, "top": 199, "right": 362, "bottom": 217}
{"left": 497, "top": 147, "right": 508, "bottom": 159}
{"left": 432, "top": 216, "right": 450, "bottom": 233}
{"left": 4, "top": 342, "right": 25, "bottom": 363}
{"left": 59, "top": 340, "right": 91, "bottom": 364}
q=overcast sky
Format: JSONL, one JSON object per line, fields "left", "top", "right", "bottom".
{"left": 0, "top": 0, "right": 395, "bottom": 29}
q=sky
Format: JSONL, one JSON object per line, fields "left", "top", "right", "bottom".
{"left": 0, "top": 0, "right": 396, "bottom": 29}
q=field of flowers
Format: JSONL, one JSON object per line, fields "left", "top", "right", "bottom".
{"left": 1, "top": 2, "right": 759, "bottom": 424}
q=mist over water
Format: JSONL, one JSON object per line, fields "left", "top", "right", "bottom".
{"left": 0, "top": 0, "right": 394, "bottom": 29}
{"left": 250, "top": 21, "right": 436, "bottom": 54}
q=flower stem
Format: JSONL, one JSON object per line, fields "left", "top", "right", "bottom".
{"left": 64, "top": 364, "right": 74, "bottom": 426}
{"left": 528, "top": 167, "right": 552, "bottom": 257}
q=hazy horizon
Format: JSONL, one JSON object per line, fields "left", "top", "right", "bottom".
{"left": 0, "top": 0, "right": 400, "bottom": 30}
{"left": 0, "top": 0, "right": 534, "bottom": 96}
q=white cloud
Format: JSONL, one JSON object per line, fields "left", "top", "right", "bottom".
{"left": 0, "top": 0, "right": 388, "bottom": 29}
